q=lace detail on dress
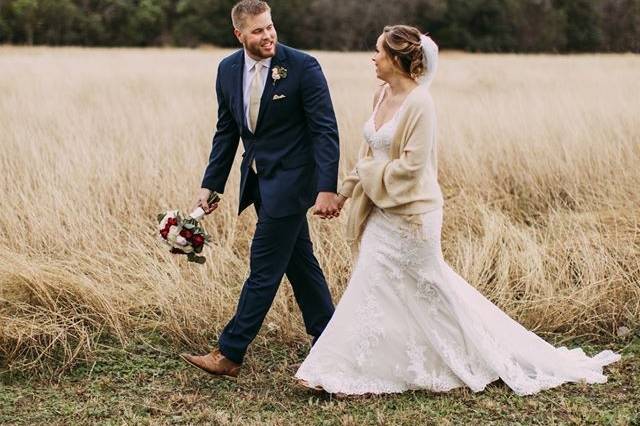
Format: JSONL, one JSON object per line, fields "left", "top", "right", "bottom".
{"left": 364, "top": 117, "right": 397, "bottom": 152}
{"left": 369, "top": 209, "right": 498, "bottom": 392}
{"left": 416, "top": 275, "right": 439, "bottom": 304}
{"left": 352, "top": 291, "right": 384, "bottom": 368}
{"left": 363, "top": 85, "right": 406, "bottom": 153}
{"left": 404, "top": 334, "right": 464, "bottom": 392}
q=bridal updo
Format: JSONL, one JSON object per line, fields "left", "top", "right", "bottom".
{"left": 382, "top": 25, "right": 425, "bottom": 80}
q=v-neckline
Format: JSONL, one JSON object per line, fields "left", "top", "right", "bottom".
{"left": 372, "top": 84, "right": 418, "bottom": 133}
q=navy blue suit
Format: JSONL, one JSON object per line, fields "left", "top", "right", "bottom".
{"left": 201, "top": 43, "right": 338, "bottom": 364}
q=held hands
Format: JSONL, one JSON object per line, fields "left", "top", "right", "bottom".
{"left": 313, "top": 192, "right": 346, "bottom": 219}
{"left": 192, "top": 188, "right": 344, "bottom": 219}
{"left": 192, "top": 188, "right": 219, "bottom": 215}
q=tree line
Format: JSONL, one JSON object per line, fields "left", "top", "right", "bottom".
{"left": 0, "top": 0, "right": 638, "bottom": 52}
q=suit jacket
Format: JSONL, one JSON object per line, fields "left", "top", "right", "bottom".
{"left": 201, "top": 43, "right": 340, "bottom": 218}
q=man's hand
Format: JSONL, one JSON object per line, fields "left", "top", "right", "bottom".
{"left": 192, "top": 188, "right": 219, "bottom": 215}
{"left": 313, "top": 192, "right": 340, "bottom": 219}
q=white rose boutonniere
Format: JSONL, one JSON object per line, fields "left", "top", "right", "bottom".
{"left": 271, "top": 65, "right": 288, "bottom": 85}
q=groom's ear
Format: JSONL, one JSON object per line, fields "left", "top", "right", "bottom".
{"left": 233, "top": 27, "right": 244, "bottom": 44}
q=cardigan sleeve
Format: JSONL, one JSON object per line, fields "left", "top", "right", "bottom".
{"left": 337, "top": 134, "right": 371, "bottom": 198}
{"left": 338, "top": 167, "right": 359, "bottom": 198}
{"left": 356, "top": 97, "right": 436, "bottom": 208}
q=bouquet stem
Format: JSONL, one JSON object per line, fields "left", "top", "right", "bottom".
{"left": 189, "top": 192, "right": 220, "bottom": 220}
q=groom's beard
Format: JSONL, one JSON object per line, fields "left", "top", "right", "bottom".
{"left": 245, "top": 37, "right": 277, "bottom": 60}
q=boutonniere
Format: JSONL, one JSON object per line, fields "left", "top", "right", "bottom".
{"left": 271, "top": 65, "right": 287, "bottom": 85}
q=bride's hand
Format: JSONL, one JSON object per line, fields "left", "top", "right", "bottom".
{"left": 336, "top": 194, "right": 347, "bottom": 210}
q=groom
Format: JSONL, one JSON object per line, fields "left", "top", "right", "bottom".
{"left": 181, "top": 0, "right": 341, "bottom": 377}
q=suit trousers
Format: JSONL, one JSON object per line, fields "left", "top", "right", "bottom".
{"left": 218, "top": 174, "right": 335, "bottom": 364}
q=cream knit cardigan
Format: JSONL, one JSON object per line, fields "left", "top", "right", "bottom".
{"left": 338, "top": 85, "right": 443, "bottom": 249}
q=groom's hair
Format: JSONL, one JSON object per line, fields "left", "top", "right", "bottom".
{"left": 231, "top": 0, "right": 271, "bottom": 30}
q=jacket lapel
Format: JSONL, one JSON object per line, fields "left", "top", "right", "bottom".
{"left": 255, "top": 44, "right": 287, "bottom": 134}
{"left": 230, "top": 50, "right": 245, "bottom": 131}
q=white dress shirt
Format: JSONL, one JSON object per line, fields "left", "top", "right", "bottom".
{"left": 243, "top": 50, "right": 271, "bottom": 130}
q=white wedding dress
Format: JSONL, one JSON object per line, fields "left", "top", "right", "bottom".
{"left": 294, "top": 91, "right": 621, "bottom": 396}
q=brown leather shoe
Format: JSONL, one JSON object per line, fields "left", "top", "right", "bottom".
{"left": 179, "top": 348, "right": 241, "bottom": 378}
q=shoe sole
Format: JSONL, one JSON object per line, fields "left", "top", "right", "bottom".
{"left": 295, "top": 378, "right": 325, "bottom": 392}
{"left": 295, "top": 379, "right": 368, "bottom": 399}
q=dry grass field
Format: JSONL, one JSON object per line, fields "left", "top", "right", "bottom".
{"left": 0, "top": 46, "right": 639, "bottom": 383}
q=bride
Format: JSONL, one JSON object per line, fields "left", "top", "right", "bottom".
{"left": 294, "top": 25, "right": 621, "bottom": 396}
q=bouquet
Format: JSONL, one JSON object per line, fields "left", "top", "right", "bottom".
{"left": 157, "top": 192, "right": 220, "bottom": 264}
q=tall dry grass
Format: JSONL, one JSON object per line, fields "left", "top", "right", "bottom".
{"left": 1, "top": 47, "right": 638, "bottom": 374}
